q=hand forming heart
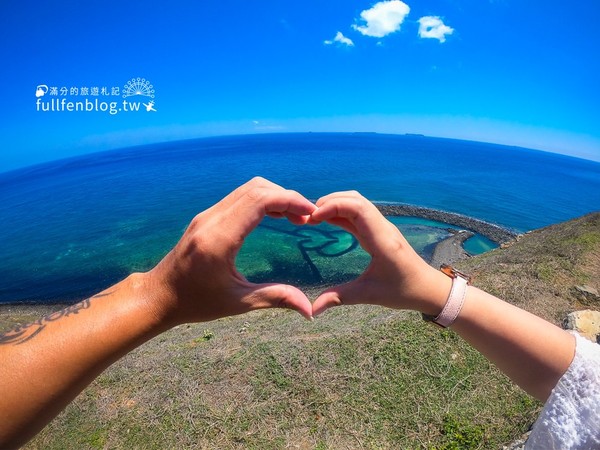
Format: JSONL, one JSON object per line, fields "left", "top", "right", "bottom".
{"left": 146, "top": 177, "right": 452, "bottom": 327}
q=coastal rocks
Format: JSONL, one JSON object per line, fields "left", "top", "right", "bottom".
{"left": 376, "top": 203, "right": 518, "bottom": 244}
{"left": 500, "top": 234, "right": 524, "bottom": 249}
{"left": 375, "top": 203, "right": 518, "bottom": 268}
{"left": 429, "top": 230, "right": 474, "bottom": 269}
{"left": 572, "top": 285, "right": 600, "bottom": 306}
{"left": 563, "top": 310, "right": 600, "bottom": 343}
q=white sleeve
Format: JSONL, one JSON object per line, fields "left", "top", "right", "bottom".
{"left": 526, "top": 333, "right": 600, "bottom": 449}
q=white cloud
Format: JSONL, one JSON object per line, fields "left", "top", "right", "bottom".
{"left": 352, "top": 1, "right": 410, "bottom": 38}
{"left": 324, "top": 31, "right": 354, "bottom": 47}
{"left": 418, "top": 16, "right": 454, "bottom": 43}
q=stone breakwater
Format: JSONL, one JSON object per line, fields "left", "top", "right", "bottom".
{"left": 429, "top": 229, "right": 474, "bottom": 269}
{"left": 376, "top": 203, "right": 519, "bottom": 245}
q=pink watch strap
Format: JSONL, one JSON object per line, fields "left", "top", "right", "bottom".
{"left": 432, "top": 275, "right": 468, "bottom": 328}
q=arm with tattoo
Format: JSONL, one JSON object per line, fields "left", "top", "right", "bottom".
{"left": 0, "top": 294, "right": 105, "bottom": 346}
{"left": 0, "top": 177, "right": 316, "bottom": 449}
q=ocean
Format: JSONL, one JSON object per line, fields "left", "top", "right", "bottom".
{"left": 1, "top": 133, "right": 599, "bottom": 304}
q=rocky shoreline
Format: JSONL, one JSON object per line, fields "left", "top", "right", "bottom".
{"left": 376, "top": 203, "right": 519, "bottom": 268}
{"left": 376, "top": 203, "right": 519, "bottom": 244}
{"left": 429, "top": 229, "right": 475, "bottom": 269}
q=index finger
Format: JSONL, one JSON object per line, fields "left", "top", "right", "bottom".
{"left": 223, "top": 185, "right": 317, "bottom": 247}
{"left": 207, "top": 177, "right": 286, "bottom": 215}
{"left": 309, "top": 192, "right": 402, "bottom": 256}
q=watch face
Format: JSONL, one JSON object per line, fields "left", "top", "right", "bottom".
{"left": 440, "top": 264, "right": 456, "bottom": 278}
{"left": 440, "top": 264, "right": 471, "bottom": 283}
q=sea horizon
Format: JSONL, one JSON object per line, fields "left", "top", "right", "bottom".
{"left": 1, "top": 133, "right": 599, "bottom": 304}
{"left": 4, "top": 131, "right": 600, "bottom": 180}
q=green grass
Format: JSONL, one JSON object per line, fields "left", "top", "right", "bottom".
{"left": 15, "top": 212, "right": 600, "bottom": 449}
{"left": 22, "top": 309, "right": 539, "bottom": 449}
{"left": 567, "top": 231, "right": 600, "bottom": 250}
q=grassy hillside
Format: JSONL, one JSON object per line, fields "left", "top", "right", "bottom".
{"left": 3, "top": 212, "right": 599, "bottom": 449}
{"left": 456, "top": 211, "right": 600, "bottom": 323}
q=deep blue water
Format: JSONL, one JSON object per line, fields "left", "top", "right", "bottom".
{"left": 1, "top": 133, "right": 599, "bottom": 304}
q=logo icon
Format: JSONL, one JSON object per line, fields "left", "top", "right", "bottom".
{"left": 143, "top": 100, "right": 157, "bottom": 112}
{"left": 35, "top": 85, "right": 48, "bottom": 98}
{"left": 122, "top": 77, "right": 155, "bottom": 98}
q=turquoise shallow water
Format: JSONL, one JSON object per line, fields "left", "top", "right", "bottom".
{"left": 0, "top": 133, "right": 598, "bottom": 304}
{"left": 239, "top": 217, "right": 464, "bottom": 287}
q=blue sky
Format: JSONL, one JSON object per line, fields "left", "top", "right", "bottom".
{"left": 1, "top": 0, "right": 599, "bottom": 171}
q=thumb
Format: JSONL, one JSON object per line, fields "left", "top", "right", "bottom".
{"left": 247, "top": 283, "right": 314, "bottom": 320}
{"left": 312, "top": 279, "right": 362, "bottom": 317}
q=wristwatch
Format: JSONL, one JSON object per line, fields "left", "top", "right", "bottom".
{"left": 422, "top": 264, "right": 471, "bottom": 328}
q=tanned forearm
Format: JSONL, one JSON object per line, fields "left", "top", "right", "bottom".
{"left": 0, "top": 177, "right": 318, "bottom": 448}
{"left": 0, "top": 273, "right": 165, "bottom": 449}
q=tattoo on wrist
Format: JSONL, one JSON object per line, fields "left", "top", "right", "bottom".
{"left": 0, "top": 291, "right": 113, "bottom": 346}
